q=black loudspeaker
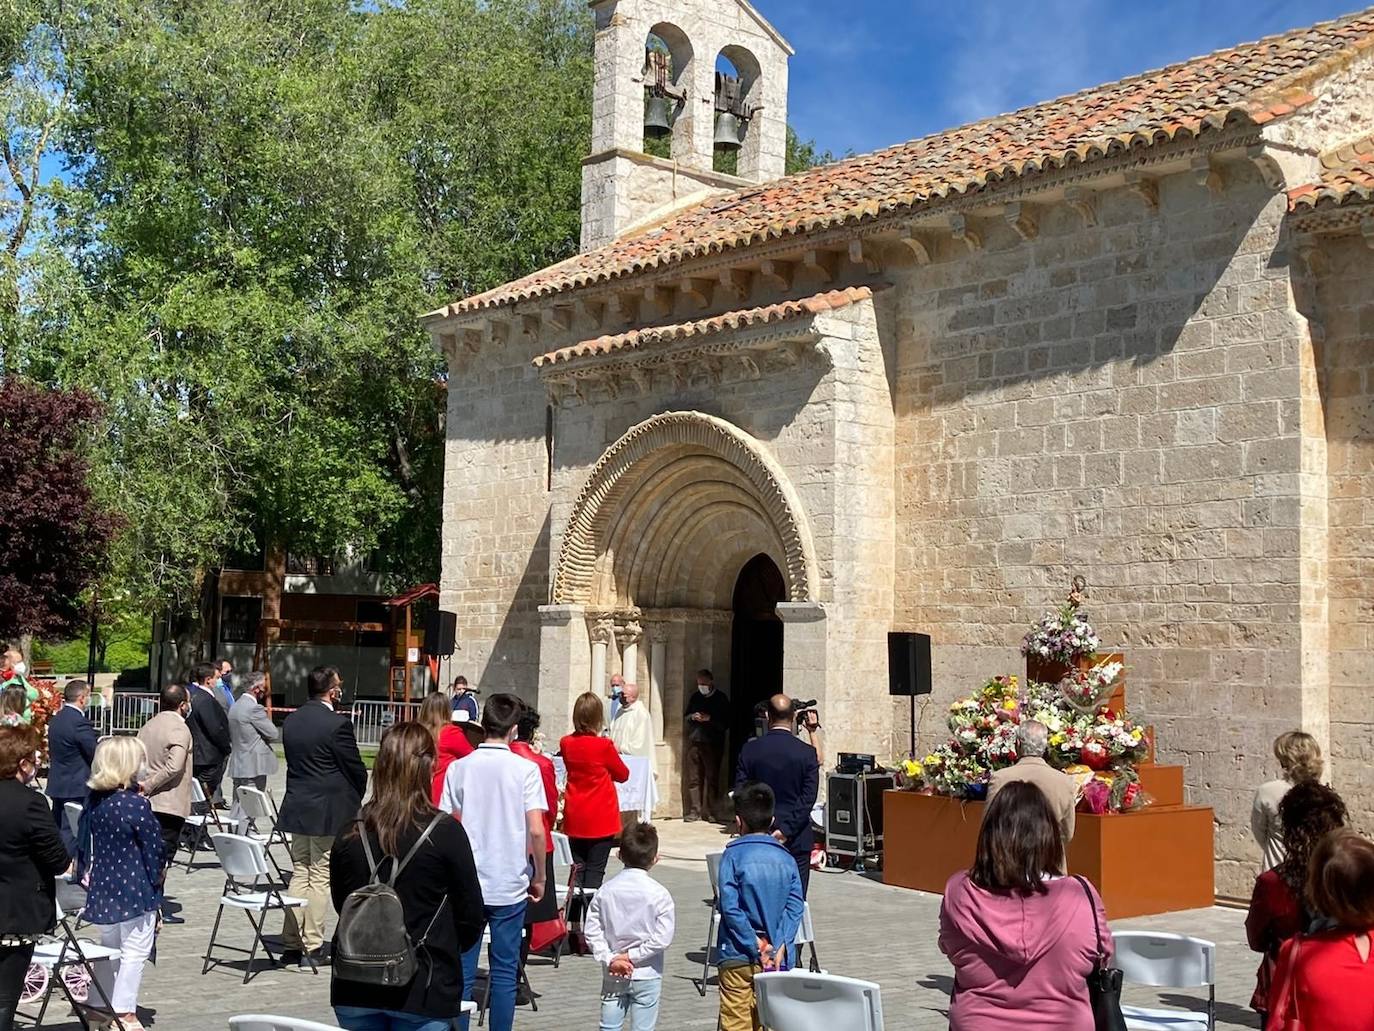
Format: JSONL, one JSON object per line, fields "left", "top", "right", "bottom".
{"left": 888, "top": 631, "right": 932, "bottom": 697}
{"left": 424, "top": 609, "right": 457, "bottom": 657}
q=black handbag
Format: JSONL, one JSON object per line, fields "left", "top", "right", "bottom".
{"left": 1075, "top": 876, "right": 1127, "bottom": 1031}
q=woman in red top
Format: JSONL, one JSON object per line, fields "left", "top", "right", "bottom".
{"left": 418, "top": 692, "right": 473, "bottom": 805}
{"left": 1245, "top": 782, "right": 1347, "bottom": 1022}
{"left": 1269, "top": 829, "right": 1374, "bottom": 1030}
{"left": 558, "top": 692, "right": 629, "bottom": 911}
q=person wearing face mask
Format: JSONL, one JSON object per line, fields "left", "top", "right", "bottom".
{"left": 683, "top": 669, "right": 731, "bottom": 823}
{"left": 137, "top": 684, "right": 195, "bottom": 878}
{"left": 46, "top": 680, "right": 99, "bottom": 857}
{"left": 607, "top": 673, "right": 626, "bottom": 724}
{"left": 0, "top": 725, "right": 71, "bottom": 1030}
{"left": 277, "top": 666, "right": 368, "bottom": 968}
{"left": 0, "top": 645, "right": 36, "bottom": 724}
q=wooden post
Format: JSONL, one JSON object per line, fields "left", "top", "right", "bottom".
{"left": 403, "top": 605, "right": 413, "bottom": 704}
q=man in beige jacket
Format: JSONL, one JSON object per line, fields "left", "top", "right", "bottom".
{"left": 138, "top": 684, "right": 195, "bottom": 877}
{"left": 987, "top": 720, "right": 1079, "bottom": 872}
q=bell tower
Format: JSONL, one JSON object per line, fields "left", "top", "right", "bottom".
{"left": 581, "top": 0, "right": 793, "bottom": 252}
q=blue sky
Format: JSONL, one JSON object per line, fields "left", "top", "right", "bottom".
{"left": 767, "top": 0, "right": 1364, "bottom": 157}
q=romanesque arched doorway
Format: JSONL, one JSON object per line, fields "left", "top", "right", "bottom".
{"left": 545, "top": 412, "right": 817, "bottom": 815}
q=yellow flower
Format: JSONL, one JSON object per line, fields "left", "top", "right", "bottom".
{"left": 1050, "top": 732, "right": 1066, "bottom": 746}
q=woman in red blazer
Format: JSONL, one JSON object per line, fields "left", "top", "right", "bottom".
{"left": 559, "top": 692, "right": 629, "bottom": 909}
{"left": 1268, "top": 829, "right": 1374, "bottom": 1031}
{"left": 419, "top": 692, "right": 474, "bottom": 805}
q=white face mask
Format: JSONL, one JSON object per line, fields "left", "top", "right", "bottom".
{"left": 697, "top": 684, "right": 711, "bottom": 695}
{"left": 11, "top": 661, "right": 26, "bottom": 676}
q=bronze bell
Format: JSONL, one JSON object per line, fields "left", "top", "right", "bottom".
{"left": 714, "top": 112, "right": 744, "bottom": 151}
{"left": 644, "top": 95, "right": 673, "bottom": 138}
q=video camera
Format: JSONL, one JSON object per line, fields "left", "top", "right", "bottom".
{"left": 752, "top": 696, "right": 821, "bottom": 737}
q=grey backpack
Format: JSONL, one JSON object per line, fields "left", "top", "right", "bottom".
{"left": 333, "top": 813, "right": 446, "bottom": 986}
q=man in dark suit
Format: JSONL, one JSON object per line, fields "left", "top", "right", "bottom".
{"left": 734, "top": 694, "right": 820, "bottom": 897}
{"left": 46, "top": 679, "right": 99, "bottom": 855}
{"left": 185, "top": 661, "right": 232, "bottom": 812}
{"left": 277, "top": 666, "right": 367, "bottom": 967}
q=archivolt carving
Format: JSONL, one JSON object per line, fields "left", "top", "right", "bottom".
{"left": 553, "top": 412, "right": 816, "bottom": 605}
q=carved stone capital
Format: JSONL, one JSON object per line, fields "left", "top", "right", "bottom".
{"left": 646, "top": 622, "right": 670, "bottom": 646}
{"left": 589, "top": 617, "right": 616, "bottom": 646}
{"left": 617, "top": 620, "right": 643, "bottom": 646}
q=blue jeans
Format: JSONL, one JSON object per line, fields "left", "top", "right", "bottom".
{"left": 333, "top": 1008, "right": 454, "bottom": 1031}
{"left": 599, "top": 977, "right": 662, "bottom": 1031}
{"left": 460, "top": 900, "right": 526, "bottom": 1031}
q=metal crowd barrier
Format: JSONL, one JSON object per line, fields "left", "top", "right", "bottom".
{"left": 350, "top": 698, "right": 424, "bottom": 746}
{"left": 89, "top": 692, "right": 160, "bottom": 736}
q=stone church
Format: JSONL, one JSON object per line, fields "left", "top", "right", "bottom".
{"left": 424, "top": 0, "right": 1374, "bottom": 892}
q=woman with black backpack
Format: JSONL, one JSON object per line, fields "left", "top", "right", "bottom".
{"left": 330, "top": 721, "right": 484, "bottom": 1030}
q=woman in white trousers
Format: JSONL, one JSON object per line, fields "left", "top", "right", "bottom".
{"left": 77, "top": 737, "right": 165, "bottom": 1031}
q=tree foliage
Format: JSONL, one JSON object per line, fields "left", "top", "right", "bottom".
{"left": 0, "top": 378, "right": 117, "bottom": 639}
{"left": 28, "top": 0, "right": 593, "bottom": 621}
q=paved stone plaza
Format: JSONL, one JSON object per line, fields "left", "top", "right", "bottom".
{"left": 28, "top": 772, "right": 1264, "bottom": 1030}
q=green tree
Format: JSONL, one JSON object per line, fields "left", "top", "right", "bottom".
{"left": 36, "top": 0, "right": 592, "bottom": 652}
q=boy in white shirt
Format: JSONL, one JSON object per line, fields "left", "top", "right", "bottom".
{"left": 585, "top": 822, "right": 676, "bottom": 1031}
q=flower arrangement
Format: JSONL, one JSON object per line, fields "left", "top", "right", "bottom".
{"left": 1021, "top": 575, "right": 1100, "bottom": 664}
{"left": 909, "top": 670, "right": 1151, "bottom": 813}
{"left": 1059, "top": 658, "right": 1124, "bottom": 713}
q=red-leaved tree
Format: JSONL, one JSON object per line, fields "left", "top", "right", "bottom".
{"left": 0, "top": 379, "right": 118, "bottom": 640}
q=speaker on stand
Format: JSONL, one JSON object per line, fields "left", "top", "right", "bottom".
{"left": 888, "top": 631, "right": 932, "bottom": 757}
{"left": 424, "top": 609, "right": 457, "bottom": 657}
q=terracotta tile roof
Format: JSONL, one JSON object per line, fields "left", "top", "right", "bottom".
{"left": 1288, "top": 135, "right": 1374, "bottom": 209}
{"left": 428, "top": 7, "right": 1374, "bottom": 322}
{"left": 532, "top": 287, "right": 874, "bottom": 368}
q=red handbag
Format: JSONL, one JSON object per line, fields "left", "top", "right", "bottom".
{"left": 528, "top": 861, "right": 576, "bottom": 954}
{"left": 1267, "top": 937, "right": 1303, "bottom": 1031}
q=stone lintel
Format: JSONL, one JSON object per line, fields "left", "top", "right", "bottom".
{"left": 776, "top": 601, "right": 826, "bottom": 624}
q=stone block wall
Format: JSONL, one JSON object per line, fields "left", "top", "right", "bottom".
{"left": 1313, "top": 229, "right": 1374, "bottom": 838}
{"left": 440, "top": 348, "right": 551, "bottom": 706}
{"left": 889, "top": 161, "right": 1319, "bottom": 895}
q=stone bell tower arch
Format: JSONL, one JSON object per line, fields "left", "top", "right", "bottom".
{"left": 581, "top": 0, "right": 793, "bottom": 251}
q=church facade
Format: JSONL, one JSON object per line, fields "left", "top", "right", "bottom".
{"left": 425, "top": 0, "right": 1374, "bottom": 893}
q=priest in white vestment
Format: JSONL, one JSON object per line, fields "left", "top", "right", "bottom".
{"left": 608, "top": 681, "right": 655, "bottom": 761}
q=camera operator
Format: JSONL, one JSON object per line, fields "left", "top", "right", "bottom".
{"left": 734, "top": 693, "right": 821, "bottom": 897}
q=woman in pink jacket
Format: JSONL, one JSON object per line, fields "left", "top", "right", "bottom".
{"left": 939, "top": 780, "right": 1112, "bottom": 1031}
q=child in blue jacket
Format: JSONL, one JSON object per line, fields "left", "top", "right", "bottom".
{"left": 715, "top": 781, "right": 805, "bottom": 1031}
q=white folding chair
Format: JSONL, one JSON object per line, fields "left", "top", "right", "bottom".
{"left": 63, "top": 800, "right": 82, "bottom": 843}
{"left": 756, "top": 971, "right": 884, "bottom": 1031}
{"left": 1114, "top": 931, "right": 1216, "bottom": 1031}
{"left": 228, "top": 1018, "right": 347, "bottom": 1031}
{"left": 234, "top": 786, "right": 292, "bottom": 880}
{"left": 696, "top": 850, "right": 725, "bottom": 996}
{"left": 26, "top": 901, "right": 126, "bottom": 1031}
{"left": 792, "top": 901, "right": 822, "bottom": 973}
{"left": 202, "top": 833, "right": 310, "bottom": 984}
{"left": 183, "top": 778, "right": 228, "bottom": 872}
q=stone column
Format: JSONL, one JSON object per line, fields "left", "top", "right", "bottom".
{"left": 538, "top": 605, "right": 590, "bottom": 741}
{"left": 619, "top": 619, "right": 643, "bottom": 689}
{"left": 647, "top": 622, "right": 669, "bottom": 786}
{"left": 589, "top": 616, "right": 614, "bottom": 698}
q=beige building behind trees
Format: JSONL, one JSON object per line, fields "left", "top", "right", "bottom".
{"left": 425, "top": 0, "right": 1374, "bottom": 893}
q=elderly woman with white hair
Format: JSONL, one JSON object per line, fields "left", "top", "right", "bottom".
{"left": 76, "top": 736, "right": 165, "bottom": 1031}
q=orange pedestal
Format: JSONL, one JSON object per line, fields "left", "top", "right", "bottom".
{"left": 882, "top": 791, "right": 1215, "bottom": 919}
